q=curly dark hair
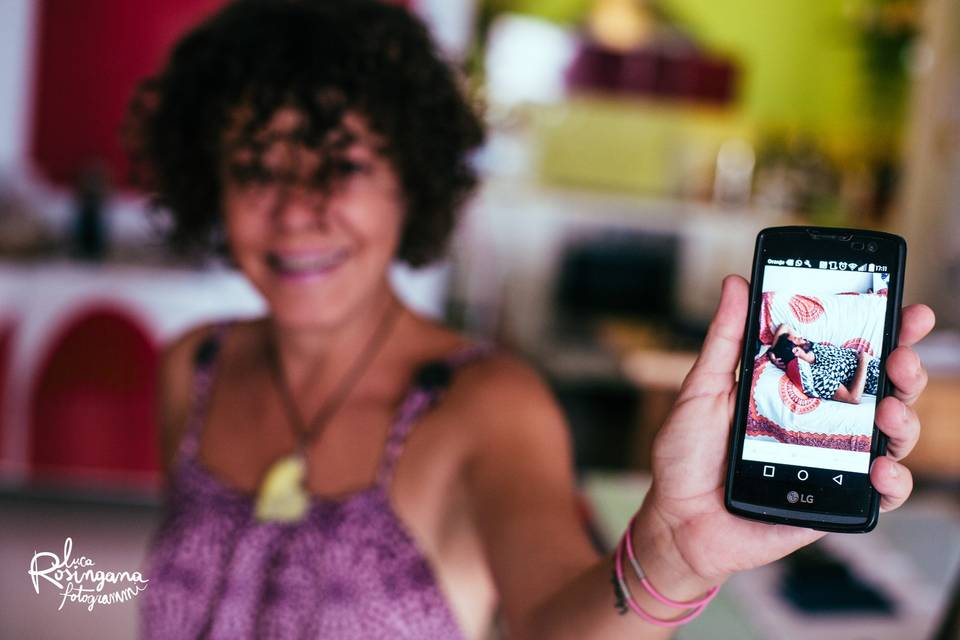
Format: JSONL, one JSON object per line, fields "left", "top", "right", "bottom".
{"left": 770, "top": 333, "right": 813, "bottom": 365}
{"left": 125, "top": 0, "right": 485, "bottom": 267}
{"left": 769, "top": 334, "right": 797, "bottom": 364}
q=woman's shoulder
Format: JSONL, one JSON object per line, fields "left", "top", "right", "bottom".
{"left": 426, "top": 332, "right": 573, "bottom": 492}
{"left": 165, "top": 316, "right": 267, "bottom": 365}
{"left": 413, "top": 317, "right": 550, "bottom": 407}
{"left": 331, "top": 308, "right": 552, "bottom": 442}
{"left": 436, "top": 333, "right": 564, "bottom": 443}
{"left": 454, "top": 347, "right": 546, "bottom": 398}
{"left": 161, "top": 319, "right": 237, "bottom": 375}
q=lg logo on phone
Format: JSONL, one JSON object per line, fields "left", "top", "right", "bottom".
{"left": 787, "top": 491, "right": 814, "bottom": 504}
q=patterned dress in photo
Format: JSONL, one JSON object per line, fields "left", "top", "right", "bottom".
{"left": 797, "top": 342, "right": 880, "bottom": 400}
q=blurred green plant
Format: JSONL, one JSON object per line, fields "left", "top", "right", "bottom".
{"left": 852, "top": 0, "right": 919, "bottom": 124}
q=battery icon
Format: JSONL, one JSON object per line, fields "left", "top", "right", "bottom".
{"left": 868, "top": 263, "right": 875, "bottom": 272}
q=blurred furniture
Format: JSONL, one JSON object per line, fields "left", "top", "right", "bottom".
{"left": 0, "top": 260, "right": 266, "bottom": 490}
{"left": 531, "top": 98, "right": 748, "bottom": 200}
{"left": 28, "top": 306, "right": 159, "bottom": 488}
{"left": 619, "top": 348, "right": 696, "bottom": 468}
{"left": 555, "top": 230, "right": 679, "bottom": 337}
{"left": 567, "top": 41, "right": 737, "bottom": 105}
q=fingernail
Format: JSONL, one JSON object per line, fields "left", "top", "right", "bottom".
{"left": 888, "top": 464, "right": 900, "bottom": 479}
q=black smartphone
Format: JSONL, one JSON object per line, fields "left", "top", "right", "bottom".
{"left": 724, "top": 226, "right": 906, "bottom": 533}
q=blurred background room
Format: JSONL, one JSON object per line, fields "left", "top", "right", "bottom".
{"left": 0, "top": 0, "right": 958, "bottom": 638}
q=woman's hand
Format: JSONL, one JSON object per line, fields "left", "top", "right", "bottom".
{"left": 636, "top": 275, "right": 935, "bottom": 588}
{"left": 767, "top": 350, "right": 784, "bottom": 368}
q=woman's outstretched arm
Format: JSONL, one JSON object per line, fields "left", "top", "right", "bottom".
{"left": 461, "top": 355, "right": 701, "bottom": 639}
{"left": 460, "top": 276, "right": 932, "bottom": 639}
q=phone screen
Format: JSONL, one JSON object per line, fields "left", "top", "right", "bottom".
{"left": 727, "top": 228, "right": 905, "bottom": 531}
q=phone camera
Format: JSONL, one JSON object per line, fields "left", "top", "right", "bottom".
{"left": 851, "top": 241, "right": 865, "bottom": 250}
{"left": 867, "top": 242, "right": 878, "bottom": 253}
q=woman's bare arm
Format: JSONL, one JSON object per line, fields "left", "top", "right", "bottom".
{"left": 459, "top": 279, "right": 930, "bottom": 639}
{"left": 460, "top": 357, "right": 711, "bottom": 639}
{"left": 832, "top": 352, "right": 869, "bottom": 404}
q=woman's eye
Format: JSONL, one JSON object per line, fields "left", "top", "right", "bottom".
{"left": 228, "top": 164, "right": 275, "bottom": 185}
{"left": 334, "top": 160, "right": 370, "bottom": 176}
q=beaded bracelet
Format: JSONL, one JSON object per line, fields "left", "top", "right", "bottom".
{"left": 610, "top": 515, "right": 719, "bottom": 627}
{"left": 623, "top": 514, "right": 719, "bottom": 610}
{"left": 613, "top": 536, "right": 708, "bottom": 627}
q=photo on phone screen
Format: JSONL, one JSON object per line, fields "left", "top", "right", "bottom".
{"left": 743, "top": 263, "right": 891, "bottom": 475}
{"left": 726, "top": 227, "right": 905, "bottom": 532}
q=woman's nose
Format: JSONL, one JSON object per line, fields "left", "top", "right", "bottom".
{"left": 272, "top": 183, "right": 329, "bottom": 232}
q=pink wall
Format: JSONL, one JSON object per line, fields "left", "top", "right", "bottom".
{"left": 29, "top": 0, "right": 227, "bottom": 187}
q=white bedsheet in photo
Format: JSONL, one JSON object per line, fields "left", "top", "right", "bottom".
{"left": 751, "top": 359, "right": 876, "bottom": 445}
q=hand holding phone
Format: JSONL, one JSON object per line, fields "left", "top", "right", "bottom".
{"left": 725, "top": 227, "right": 908, "bottom": 532}
{"left": 628, "top": 229, "right": 933, "bottom": 591}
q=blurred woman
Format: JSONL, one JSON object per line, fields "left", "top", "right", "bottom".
{"left": 130, "top": 2, "right": 932, "bottom": 638}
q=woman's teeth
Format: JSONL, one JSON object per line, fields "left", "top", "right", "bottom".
{"left": 268, "top": 250, "right": 347, "bottom": 275}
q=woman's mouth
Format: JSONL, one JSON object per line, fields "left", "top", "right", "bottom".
{"left": 266, "top": 249, "right": 349, "bottom": 280}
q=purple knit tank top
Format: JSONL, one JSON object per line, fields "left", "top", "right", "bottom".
{"left": 140, "top": 321, "right": 491, "bottom": 639}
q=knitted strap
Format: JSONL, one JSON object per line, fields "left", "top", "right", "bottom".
{"left": 376, "top": 342, "right": 494, "bottom": 486}
{"left": 176, "top": 320, "right": 233, "bottom": 462}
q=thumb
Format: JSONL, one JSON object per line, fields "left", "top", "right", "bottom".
{"left": 682, "top": 275, "right": 749, "bottom": 393}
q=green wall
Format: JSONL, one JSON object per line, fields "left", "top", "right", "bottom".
{"left": 487, "top": 0, "right": 877, "bottom": 152}
{"left": 658, "top": 0, "right": 872, "bottom": 150}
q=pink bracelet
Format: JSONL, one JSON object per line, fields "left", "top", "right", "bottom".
{"left": 613, "top": 534, "right": 707, "bottom": 627}
{"left": 623, "top": 514, "right": 719, "bottom": 610}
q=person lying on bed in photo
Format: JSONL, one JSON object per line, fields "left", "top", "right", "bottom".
{"left": 767, "top": 323, "right": 880, "bottom": 404}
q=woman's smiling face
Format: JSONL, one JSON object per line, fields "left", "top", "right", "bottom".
{"left": 220, "top": 108, "right": 405, "bottom": 327}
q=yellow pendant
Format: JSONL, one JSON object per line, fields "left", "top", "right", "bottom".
{"left": 254, "top": 452, "right": 310, "bottom": 522}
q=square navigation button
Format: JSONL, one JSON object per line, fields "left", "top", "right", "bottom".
{"left": 763, "top": 465, "right": 776, "bottom": 478}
